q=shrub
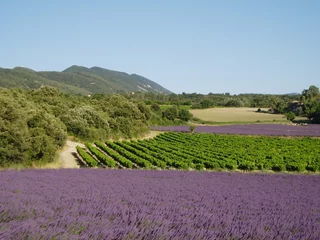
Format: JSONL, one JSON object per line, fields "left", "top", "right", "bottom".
{"left": 76, "top": 146, "right": 98, "bottom": 167}
{"left": 226, "top": 160, "right": 237, "bottom": 170}
{"left": 195, "top": 163, "right": 204, "bottom": 171}
{"left": 189, "top": 125, "right": 196, "bottom": 133}
{"left": 271, "top": 164, "right": 286, "bottom": 172}
{"left": 285, "top": 112, "right": 295, "bottom": 122}
{"left": 151, "top": 103, "right": 161, "bottom": 112}
{"left": 238, "top": 161, "right": 255, "bottom": 171}
{"left": 85, "top": 143, "right": 117, "bottom": 168}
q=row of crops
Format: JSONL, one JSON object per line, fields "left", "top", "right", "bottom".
{"left": 77, "top": 132, "right": 320, "bottom": 172}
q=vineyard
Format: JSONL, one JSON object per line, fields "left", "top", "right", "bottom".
{"left": 77, "top": 132, "right": 320, "bottom": 172}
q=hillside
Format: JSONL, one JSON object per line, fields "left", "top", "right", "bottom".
{"left": 0, "top": 66, "right": 171, "bottom": 95}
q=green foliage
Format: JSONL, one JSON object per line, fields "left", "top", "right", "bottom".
{"left": 150, "top": 132, "right": 320, "bottom": 172}
{"left": 199, "top": 99, "right": 213, "bottom": 108}
{"left": 115, "top": 141, "right": 166, "bottom": 168}
{"left": 137, "top": 103, "right": 152, "bottom": 121}
{"left": 76, "top": 146, "right": 98, "bottom": 167}
{"left": 225, "top": 99, "right": 242, "bottom": 107}
{"left": 238, "top": 161, "right": 256, "bottom": 171}
{"left": 61, "top": 106, "right": 110, "bottom": 141}
{"left": 189, "top": 125, "right": 196, "bottom": 132}
{"left": 301, "top": 85, "right": 319, "bottom": 103}
{"left": 82, "top": 132, "right": 319, "bottom": 172}
{"left": 178, "top": 109, "right": 193, "bottom": 121}
{"left": 151, "top": 103, "right": 161, "bottom": 112}
{"left": 0, "top": 89, "right": 67, "bottom": 167}
{"left": 95, "top": 141, "right": 133, "bottom": 168}
{"left": 158, "top": 105, "right": 192, "bottom": 124}
{"left": 105, "top": 141, "right": 153, "bottom": 169}
{"left": 285, "top": 112, "right": 295, "bottom": 122}
{"left": 271, "top": 164, "right": 286, "bottom": 172}
{"left": 162, "top": 106, "right": 178, "bottom": 121}
{"left": 0, "top": 87, "right": 176, "bottom": 167}
{"left": 85, "top": 143, "right": 117, "bottom": 168}
{"left": 300, "top": 85, "right": 320, "bottom": 122}
{"left": 304, "top": 101, "right": 320, "bottom": 122}
{"left": 129, "top": 91, "right": 301, "bottom": 110}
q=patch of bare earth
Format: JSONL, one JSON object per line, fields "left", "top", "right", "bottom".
{"left": 59, "top": 140, "right": 84, "bottom": 168}
{"left": 139, "top": 131, "right": 163, "bottom": 140}
{"left": 114, "top": 131, "right": 163, "bottom": 142}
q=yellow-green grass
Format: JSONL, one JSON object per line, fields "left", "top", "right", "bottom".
{"left": 190, "top": 107, "right": 306, "bottom": 123}
{"left": 159, "top": 105, "right": 191, "bottom": 110}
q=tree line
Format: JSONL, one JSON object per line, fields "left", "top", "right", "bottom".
{"left": 124, "top": 91, "right": 300, "bottom": 110}
{"left": 126, "top": 85, "right": 320, "bottom": 123}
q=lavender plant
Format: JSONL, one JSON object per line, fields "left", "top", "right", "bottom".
{"left": 0, "top": 169, "right": 319, "bottom": 239}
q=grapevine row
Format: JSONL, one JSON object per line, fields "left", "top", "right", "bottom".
{"left": 76, "top": 146, "right": 98, "bottom": 167}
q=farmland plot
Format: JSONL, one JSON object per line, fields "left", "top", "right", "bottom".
{"left": 0, "top": 169, "right": 319, "bottom": 239}
{"left": 150, "top": 123, "right": 320, "bottom": 137}
{"left": 78, "top": 132, "right": 320, "bottom": 172}
{"left": 189, "top": 107, "right": 306, "bottom": 123}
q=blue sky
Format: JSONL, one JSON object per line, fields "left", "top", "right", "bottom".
{"left": 1, "top": 0, "right": 319, "bottom": 94}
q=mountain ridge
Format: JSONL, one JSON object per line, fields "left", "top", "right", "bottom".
{"left": 0, "top": 65, "right": 171, "bottom": 95}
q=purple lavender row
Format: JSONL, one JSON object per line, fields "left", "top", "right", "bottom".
{"left": 0, "top": 169, "right": 319, "bottom": 239}
{"left": 219, "top": 124, "right": 320, "bottom": 131}
{"left": 195, "top": 124, "right": 320, "bottom": 136}
{"left": 151, "top": 124, "right": 320, "bottom": 136}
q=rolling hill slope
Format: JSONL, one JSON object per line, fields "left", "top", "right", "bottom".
{"left": 0, "top": 65, "right": 171, "bottom": 94}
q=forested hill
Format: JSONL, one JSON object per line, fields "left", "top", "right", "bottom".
{"left": 0, "top": 66, "right": 171, "bottom": 95}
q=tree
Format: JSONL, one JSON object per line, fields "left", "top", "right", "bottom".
{"left": 162, "top": 106, "right": 178, "bottom": 121}
{"left": 178, "top": 109, "right": 193, "bottom": 121}
{"left": 199, "top": 99, "right": 212, "bottom": 109}
{"left": 301, "top": 85, "right": 319, "bottom": 103}
{"left": 151, "top": 103, "right": 161, "bottom": 112}
{"left": 300, "top": 85, "right": 320, "bottom": 122}
{"left": 305, "top": 101, "right": 320, "bottom": 122}
{"left": 0, "top": 89, "right": 67, "bottom": 166}
{"left": 225, "top": 99, "right": 242, "bottom": 107}
{"left": 308, "top": 85, "right": 319, "bottom": 99}
{"left": 274, "top": 100, "right": 287, "bottom": 114}
{"left": 137, "top": 103, "right": 151, "bottom": 121}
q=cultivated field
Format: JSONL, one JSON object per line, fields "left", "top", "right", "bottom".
{"left": 76, "top": 132, "right": 320, "bottom": 172}
{"left": 150, "top": 124, "right": 320, "bottom": 137}
{"left": 190, "top": 107, "right": 304, "bottom": 122}
{"left": 1, "top": 169, "right": 319, "bottom": 239}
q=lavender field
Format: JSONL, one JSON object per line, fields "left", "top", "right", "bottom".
{"left": 1, "top": 169, "right": 319, "bottom": 239}
{"left": 151, "top": 124, "right": 320, "bottom": 136}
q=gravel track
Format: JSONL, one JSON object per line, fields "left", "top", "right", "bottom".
{"left": 59, "top": 140, "right": 84, "bottom": 168}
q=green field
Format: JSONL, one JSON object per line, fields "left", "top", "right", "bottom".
{"left": 190, "top": 107, "right": 306, "bottom": 123}
{"left": 78, "top": 132, "right": 320, "bottom": 172}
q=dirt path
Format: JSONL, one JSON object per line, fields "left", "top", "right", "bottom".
{"left": 60, "top": 140, "right": 84, "bottom": 168}
{"left": 138, "top": 131, "right": 163, "bottom": 140}
{"left": 113, "top": 131, "right": 163, "bottom": 142}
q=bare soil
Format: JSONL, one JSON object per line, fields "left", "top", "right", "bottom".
{"left": 139, "top": 131, "right": 163, "bottom": 140}
{"left": 59, "top": 140, "right": 84, "bottom": 168}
